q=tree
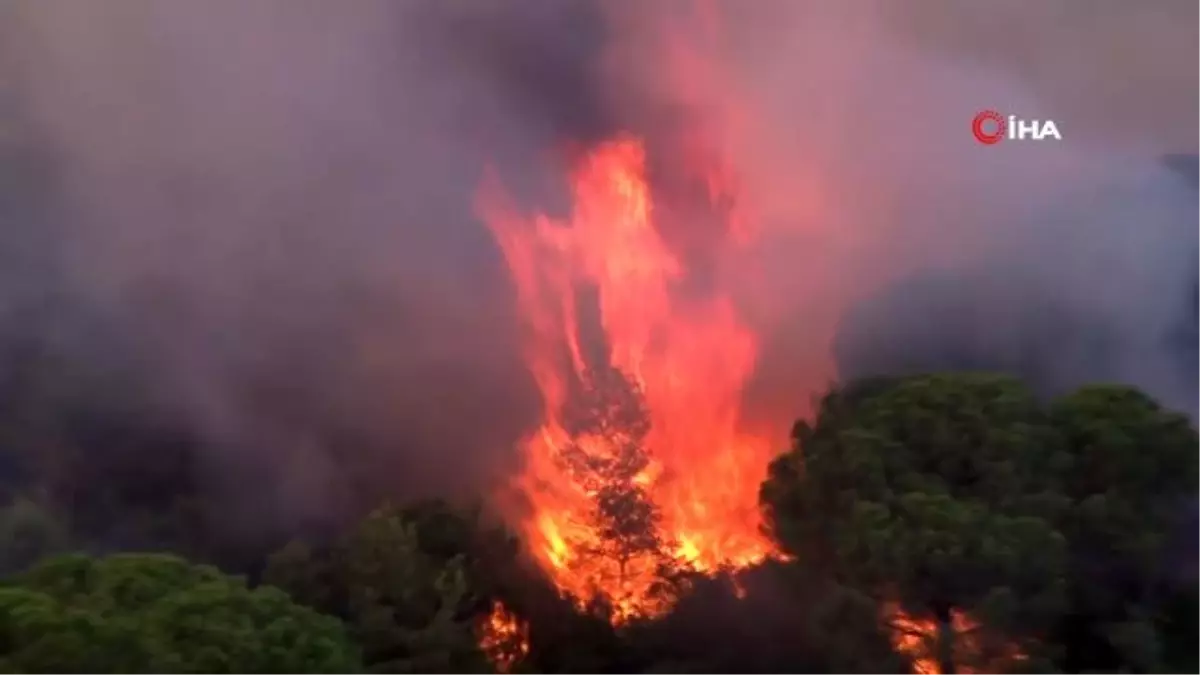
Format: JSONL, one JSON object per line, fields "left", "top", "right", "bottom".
{"left": 556, "top": 365, "right": 678, "bottom": 612}
{"left": 0, "top": 552, "right": 359, "bottom": 673}
{"left": 762, "top": 374, "right": 1200, "bottom": 673}
{"left": 1048, "top": 384, "right": 1198, "bottom": 673}
{"left": 265, "top": 502, "right": 500, "bottom": 673}
{"left": 623, "top": 560, "right": 907, "bottom": 673}
{"left": 0, "top": 495, "right": 70, "bottom": 575}
{"left": 761, "top": 373, "right": 1070, "bottom": 673}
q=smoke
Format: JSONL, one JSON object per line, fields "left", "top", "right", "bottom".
{"left": 593, "top": 1, "right": 1199, "bottom": 422}
{"left": 0, "top": 0, "right": 1195, "bottom": 540}
{"left": 0, "top": 0, "right": 626, "bottom": 531}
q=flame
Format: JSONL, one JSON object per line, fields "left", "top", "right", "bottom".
{"left": 886, "top": 604, "right": 1027, "bottom": 674}
{"left": 479, "top": 133, "right": 776, "bottom": 620}
{"left": 479, "top": 601, "right": 530, "bottom": 673}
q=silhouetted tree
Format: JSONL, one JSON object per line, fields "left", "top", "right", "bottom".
{"left": 624, "top": 560, "right": 907, "bottom": 673}
{"left": 557, "top": 365, "right": 678, "bottom": 610}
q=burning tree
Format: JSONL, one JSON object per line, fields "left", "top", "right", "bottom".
{"left": 481, "top": 132, "right": 776, "bottom": 620}
{"left": 556, "top": 365, "right": 681, "bottom": 617}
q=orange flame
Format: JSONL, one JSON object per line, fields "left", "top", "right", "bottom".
{"left": 885, "top": 604, "right": 1028, "bottom": 674}
{"left": 479, "top": 601, "right": 530, "bottom": 673}
{"left": 479, "top": 134, "right": 776, "bottom": 619}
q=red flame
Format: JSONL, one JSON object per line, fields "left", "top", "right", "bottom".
{"left": 885, "top": 604, "right": 1028, "bottom": 674}
{"left": 479, "top": 133, "right": 776, "bottom": 619}
{"left": 479, "top": 601, "right": 530, "bottom": 673}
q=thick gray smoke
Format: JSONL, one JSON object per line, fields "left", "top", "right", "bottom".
{"left": 0, "top": 0, "right": 628, "bottom": 532}
{"left": 640, "top": 0, "right": 1198, "bottom": 425}
{"left": 0, "top": 0, "right": 1195, "bottom": 539}
{"left": 822, "top": 2, "right": 1200, "bottom": 414}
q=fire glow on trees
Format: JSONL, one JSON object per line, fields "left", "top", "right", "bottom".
{"left": 478, "top": 601, "right": 530, "bottom": 673}
{"left": 478, "top": 135, "right": 777, "bottom": 620}
{"left": 885, "top": 604, "right": 1028, "bottom": 674}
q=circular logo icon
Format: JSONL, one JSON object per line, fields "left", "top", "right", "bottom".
{"left": 972, "top": 110, "right": 1006, "bottom": 145}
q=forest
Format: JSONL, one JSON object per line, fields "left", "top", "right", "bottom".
{"left": 0, "top": 364, "right": 1195, "bottom": 673}
{"left": 0, "top": 131, "right": 1196, "bottom": 674}
{"left": 0, "top": 3, "right": 1197, "bottom": 672}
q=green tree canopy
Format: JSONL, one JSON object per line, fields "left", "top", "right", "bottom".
{"left": 0, "top": 552, "right": 360, "bottom": 673}
{"left": 0, "top": 495, "right": 69, "bottom": 575}
{"left": 762, "top": 373, "right": 1199, "bottom": 673}
{"left": 265, "top": 501, "right": 506, "bottom": 673}
{"left": 761, "top": 373, "right": 1071, "bottom": 673}
{"left": 623, "top": 560, "right": 907, "bottom": 673}
{"left": 1048, "top": 384, "right": 1198, "bottom": 672}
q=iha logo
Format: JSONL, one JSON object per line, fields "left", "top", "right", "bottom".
{"left": 972, "top": 110, "right": 1062, "bottom": 145}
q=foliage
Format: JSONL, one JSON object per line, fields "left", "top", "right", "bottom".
{"left": 624, "top": 560, "right": 907, "bottom": 673}
{"left": 1048, "top": 384, "right": 1199, "bottom": 672}
{"left": 0, "top": 552, "right": 360, "bottom": 673}
{"left": 265, "top": 502, "right": 502, "bottom": 673}
{"left": 0, "top": 496, "right": 70, "bottom": 576}
{"left": 0, "top": 350, "right": 1194, "bottom": 674}
{"left": 762, "top": 373, "right": 1199, "bottom": 674}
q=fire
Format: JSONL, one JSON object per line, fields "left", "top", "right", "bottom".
{"left": 479, "top": 601, "right": 530, "bottom": 673}
{"left": 885, "top": 604, "right": 1028, "bottom": 674}
{"left": 479, "top": 134, "right": 776, "bottom": 619}
{"left": 887, "top": 608, "right": 948, "bottom": 675}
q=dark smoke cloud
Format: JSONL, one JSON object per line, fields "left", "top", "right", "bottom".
{"left": 410, "top": 1, "right": 617, "bottom": 145}
{"left": 0, "top": 0, "right": 626, "bottom": 531}
{"left": 0, "top": 0, "right": 1194, "bottom": 542}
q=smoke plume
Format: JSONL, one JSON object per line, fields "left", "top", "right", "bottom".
{"left": 0, "top": 0, "right": 1194, "bottom": 540}
{"left": 601, "top": 0, "right": 1199, "bottom": 421}
{"left": 0, "top": 0, "right": 621, "bottom": 531}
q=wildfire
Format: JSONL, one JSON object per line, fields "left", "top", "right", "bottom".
{"left": 479, "top": 134, "right": 776, "bottom": 620}
{"left": 886, "top": 604, "right": 1028, "bottom": 674}
{"left": 479, "top": 601, "right": 530, "bottom": 673}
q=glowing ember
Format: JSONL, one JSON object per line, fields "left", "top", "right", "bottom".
{"left": 885, "top": 604, "right": 1027, "bottom": 674}
{"left": 887, "top": 607, "right": 944, "bottom": 675}
{"left": 479, "top": 601, "right": 530, "bottom": 673}
{"left": 479, "top": 134, "right": 776, "bottom": 619}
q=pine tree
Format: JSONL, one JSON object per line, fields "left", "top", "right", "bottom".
{"left": 557, "top": 365, "right": 677, "bottom": 611}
